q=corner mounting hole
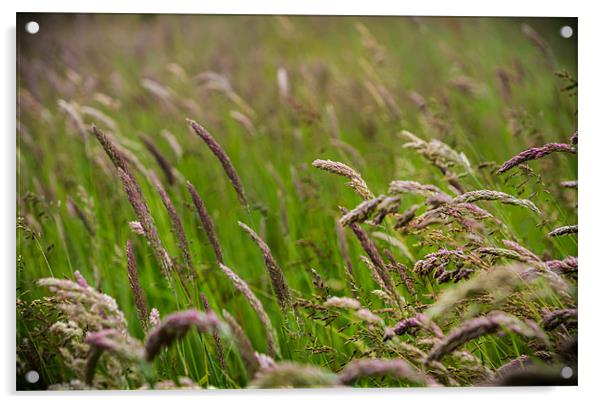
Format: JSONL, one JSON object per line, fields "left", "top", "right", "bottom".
{"left": 25, "top": 21, "right": 39, "bottom": 35}
{"left": 560, "top": 25, "right": 573, "bottom": 39}
{"left": 560, "top": 366, "right": 573, "bottom": 379}
{"left": 25, "top": 370, "right": 40, "bottom": 383}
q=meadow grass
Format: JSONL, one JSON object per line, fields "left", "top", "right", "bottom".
{"left": 16, "top": 15, "right": 577, "bottom": 389}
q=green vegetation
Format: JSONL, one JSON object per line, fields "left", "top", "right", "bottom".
{"left": 17, "top": 15, "right": 577, "bottom": 390}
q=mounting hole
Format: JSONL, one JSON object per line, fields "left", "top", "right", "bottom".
{"left": 560, "top": 25, "right": 573, "bottom": 39}
{"left": 560, "top": 366, "right": 573, "bottom": 379}
{"left": 25, "top": 370, "right": 40, "bottom": 383}
{"left": 25, "top": 21, "right": 40, "bottom": 35}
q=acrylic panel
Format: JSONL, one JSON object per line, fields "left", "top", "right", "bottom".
{"left": 16, "top": 14, "right": 577, "bottom": 390}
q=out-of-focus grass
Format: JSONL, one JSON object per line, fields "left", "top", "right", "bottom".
{"left": 17, "top": 14, "right": 577, "bottom": 388}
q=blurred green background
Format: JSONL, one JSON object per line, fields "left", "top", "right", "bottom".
{"left": 17, "top": 14, "right": 577, "bottom": 389}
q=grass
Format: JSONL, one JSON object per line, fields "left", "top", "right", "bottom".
{"left": 16, "top": 14, "right": 577, "bottom": 389}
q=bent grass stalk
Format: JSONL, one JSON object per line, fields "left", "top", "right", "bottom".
{"left": 187, "top": 119, "right": 248, "bottom": 207}
{"left": 312, "top": 159, "right": 374, "bottom": 200}
{"left": 148, "top": 170, "right": 194, "bottom": 281}
{"left": 187, "top": 180, "right": 224, "bottom": 264}
{"left": 497, "top": 141, "right": 576, "bottom": 174}
{"left": 452, "top": 190, "right": 541, "bottom": 215}
{"left": 116, "top": 167, "right": 174, "bottom": 279}
{"left": 218, "top": 263, "right": 279, "bottom": 357}
{"left": 93, "top": 125, "right": 174, "bottom": 281}
{"left": 126, "top": 240, "right": 149, "bottom": 330}
{"left": 337, "top": 358, "right": 438, "bottom": 387}
{"left": 347, "top": 217, "right": 402, "bottom": 308}
{"left": 222, "top": 309, "right": 260, "bottom": 378}
{"left": 548, "top": 225, "right": 577, "bottom": 237}
{"left": 201, "top": 293, "right": 227, "bottom": 371}
{"left": 140, "top": 134, "right": 176, "bottom": 186}
{"left": 238, "top": 221, "right": 291, "bottom": 312}
{"left": 425, "top": 311, "right": 547, "bottom": 364}
{"left": 144, "top": 309, "right": 218, "bottom": 361}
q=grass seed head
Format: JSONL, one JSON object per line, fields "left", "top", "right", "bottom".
{"left": 238, "top": 221, "right": 291, "bottom": 311}
{"left": 337, "top": 358, "right": 438, "bottom": 387}
{"left": 140, "top": 134, "right": 175, "bottom": 185}
{"left": 201, "top": 293, "right": 226, "bottom": 370}
{"left": 548, "top": 225, "right": 578, "bottom": 237}
{"left": 497, "top": 141, "right": 576, "bottom": 174}
{"left": 312, "top": 159, "right": 374, "bottom": 200}
{"left": 541, "top": 308, "right": 577, "bottom": 331}
{"left": 453, "top": 190, "right": 541, "bottom": 215}
{"left": 222, "top": 309, "right": 260, "bottom": 378}
{"left": 126, "top": 240, "right": 148, "bottom": 330}
{"left": 144, "top": 309, "right": 218, "bottom": 361}
{"left": 149, "top": 170, "right": 194, "bottom": 280}
{"left": 187, "top": 118, "right": 248, "bottom": 207}
{"left": 187, "top": 180, "right": 224, "bottom": 264}
{"left": 250, "top": 362, "right": 337, "bottom": 388}
{"left": 219, "top": 263, "right": 279, "bottom": 357}
{"left": 545, "top": 256, "right": 578, "bottom": 273}
{"left": 339, "top": 195, "right": 385, "bottom": 226}
{"left": 426, "top": 311, "right": 547, "bottom": 364}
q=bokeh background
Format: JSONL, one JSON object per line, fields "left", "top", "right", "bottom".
{"left": 17, "top": 14, "right": 577, "bottom": 389}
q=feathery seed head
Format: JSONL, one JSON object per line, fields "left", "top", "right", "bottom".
{"left": 548, "top": 225, "right": 578, "bottom": 237}
{"left": 312, "top": 159, "right": 374, "bottom": 200}
{"left": 453, "top": 190, "right": 541, "bottom": 215}
{"left": 497, "top": 141, "right": 576, "bottom": 174}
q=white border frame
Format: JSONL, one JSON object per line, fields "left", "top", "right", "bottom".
{"left": 4, "top": 1, "right": 599, "bottom": 403}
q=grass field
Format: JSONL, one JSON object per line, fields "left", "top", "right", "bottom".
{"left": 16, "top": 14, "right": 577, "bottom": 389}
